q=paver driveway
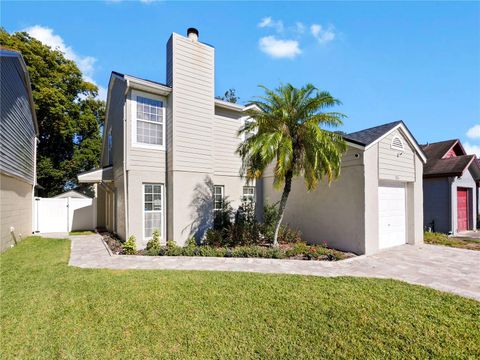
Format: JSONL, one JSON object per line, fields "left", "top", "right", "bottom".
{"left": 48, "top": 233, "right": 480, "bottom": 301}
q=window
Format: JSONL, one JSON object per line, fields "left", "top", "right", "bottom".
{"left": 136, "top": 96, "right": 164, "bottom": 146}
{"left": 144, "top": 184, "right": 163, "bottom": 239}
{"left": 242, "top": 186, "right": 255, "bottom": 204}
{"left": 391, "top": 135, "right": 404, "bottom": 151}
{"left": 107, "top": 128, "right": 112, "bottom": 165}
{"left": 213, "top": 185, "right": 224, "bottom": 211}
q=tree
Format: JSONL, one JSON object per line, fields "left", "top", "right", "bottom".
{"left": 0, "top": 28, "right": 105, "bottom": 196}
{"left": 216, "top": 88, "right": 239, "bottom": 103}
{"left": 237, "top": 84, "right": 347, "bottom": 246}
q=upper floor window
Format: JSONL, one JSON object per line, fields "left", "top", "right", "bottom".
{"left": 135, "top": 95, "right": 165, "bottom": 148}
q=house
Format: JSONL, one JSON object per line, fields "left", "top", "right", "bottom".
{"left": 79, "top": 28, "right": 426, "bottom": 255}
{"left": 0, "top": 48, "right": 39, "bottom": 252}
{"left": 421, "top": 139, "right": 480, "bottom": 234}
{"left": 79, "top": 28, "right": 256, "bottom": 248}
{"left": 263, "top": 121, "right": 426, "bottom": 255}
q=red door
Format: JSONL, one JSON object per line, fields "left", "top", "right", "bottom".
{"left": 457, "top": 188, "right": 469, "bottom": 231}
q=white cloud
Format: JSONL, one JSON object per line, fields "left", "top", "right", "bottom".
{"left": 259, "top": 36, "right": 301, "bottom": 59}
{"left": 258, "top": 16, "right": 284, "bottom": 33}
{"left": 310, "top": 24, "right": 335, "bottom": 43}
{"left": 463, "top": 142, "right": 480, "bottom": 156}
{"left": 23, "top": 25, "right": 106, "bottom": 100}
{"left": 466, "top": 124, "right": 480, "bottom": 139}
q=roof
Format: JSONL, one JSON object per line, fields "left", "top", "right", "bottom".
{"left": 77, "top": 166, "right": 113, "bottom": 183}
{"left": 53, "top": 190, "right": 91, "bottom": 199}
{"left": 421, "top": 139, "right": 460, "bottom": 160}
{"left": 0, "top": 49, "right": 39, "bottom": 136}
{"left": 421, "top": 139, "right": 480, "bottom": 178}
{"left": 112, "top": 71, "right": 171, "bottom": 88}
{"left": 344, "top": 121, "right": 402, "bottom": 146}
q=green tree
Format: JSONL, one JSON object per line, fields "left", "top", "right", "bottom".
{"left": 237, "top": 84, "right": 347, "bottom": 246}
{"left": 0, "top": 28, "right": 105, "bottom": 196}
{"left": 216, "top": 88, "right": 239, "bottom": 103}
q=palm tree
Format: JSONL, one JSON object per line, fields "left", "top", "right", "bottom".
{"left": 237, "top": 83, "right": 347, "bottom": 246}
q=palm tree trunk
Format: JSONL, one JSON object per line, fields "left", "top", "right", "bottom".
{"left": 273, "top": 170, "right": 293, "bottom": 247}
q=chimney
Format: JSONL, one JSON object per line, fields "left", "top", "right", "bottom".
{"left": 187, "top": 27, "right": 199, "bottom": 41}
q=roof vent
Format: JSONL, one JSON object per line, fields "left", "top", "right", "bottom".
{"left": 391, "top": 135, "right": 404, "bottom": 151}
{"left": 187, "top": 28, "right": 199, "bottom": 41}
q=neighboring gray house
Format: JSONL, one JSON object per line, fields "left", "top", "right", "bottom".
{"left": 264, "top": 121, "right": 426, "bottom": 254}
{"left": 0, "top": 48, "right": 39, "bottom": 252}
{"left": 79, "top": 28, "right": 426, "bottom": 255}
{"left": 421, "top": 139, "right": 480, "bottom": 234}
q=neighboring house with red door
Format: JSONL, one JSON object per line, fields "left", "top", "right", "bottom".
{"left": 421, "top": 140, "right": 480, "bottom": 234}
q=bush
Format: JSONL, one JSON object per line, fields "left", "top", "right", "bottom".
{"left": 146, "top": 229, "right": 161, "bottom": 252}
{"left": 122, "top": 235, "right": 137, "bottom": 255}
{"left": 278, "top": 225, "right": 302, "bottom": 244}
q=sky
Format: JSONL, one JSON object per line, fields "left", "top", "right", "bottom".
{"left": 2, "top": 1, "right": 480, "bottom": 154}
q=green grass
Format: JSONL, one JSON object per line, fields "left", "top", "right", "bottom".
{"left": 69, "top": 230, "right": 96, "bottom": 236}
{"left": 1, "top": 237, "right": 479, "bottom": 359}
{"left": 425, "top": 231, "right": 480, "bottom": 251}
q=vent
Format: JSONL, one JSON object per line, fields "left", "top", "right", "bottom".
{"left": 391, "top": 135, "right": 404, "bottom": 150}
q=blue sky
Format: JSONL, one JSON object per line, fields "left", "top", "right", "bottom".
{"left": 2, "top": 1, "right": 480, "bottom": 153}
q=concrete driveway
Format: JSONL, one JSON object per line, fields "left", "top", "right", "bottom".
{"left": 62, "top": 234, "right": 480, "bottom": 301}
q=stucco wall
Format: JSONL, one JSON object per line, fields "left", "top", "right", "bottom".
{"left": 0, "top": 173, "right": 33, "bottom": 252}
{"left": 263, "top": 147, "right": 366, "bottom": 254}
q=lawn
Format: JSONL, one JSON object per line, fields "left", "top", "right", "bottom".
{"left": 1, "top": 237, "right": 479, "bottom": 359}
{"left": 424, "top": 232, "right": 480, "bottom": 251}
{"left": 69, "top": 230, "right": 96, "bottom": 236}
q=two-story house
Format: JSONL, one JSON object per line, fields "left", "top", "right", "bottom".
{"left": 79, "top": 28, "right": 256, "bottom": 247}
{"left": 80, "top": 28, "right": 427, "bottom": 255}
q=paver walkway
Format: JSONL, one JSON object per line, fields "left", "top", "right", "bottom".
{"left": 43, "top": 233, "right": 480, "bottom": 301}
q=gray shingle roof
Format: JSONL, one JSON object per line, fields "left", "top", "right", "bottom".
{"left": 112, "top": 71, "right": 171, "bottom": 88}
{"left": 344, "top": 121, "right": 402, "bottom": 146}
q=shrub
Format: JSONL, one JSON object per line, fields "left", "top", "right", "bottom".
{"left": 122, "top": 235, "right": 137, "bottom": 255}
{"left": 203, "top": 229, "right": 225, "bottom": 247}
{"left": 278, "top": 226, "right": 302, "bottom": 244}
{"left": 146, "top": 229, "right": 161, "bottom": 252}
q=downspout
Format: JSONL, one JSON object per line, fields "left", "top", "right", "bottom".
{"left": 448, "top": 176, "right": 454, "bottom": 235}
{"left": 123, "top": 80, "right": 130, "bottom": 239}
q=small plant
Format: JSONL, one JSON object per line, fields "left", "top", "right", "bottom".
{"left": 146, "top": 229, "right": 161, "bottom": 252}
{"left": 122, "top": 235, "right": 137, "bottom": 255}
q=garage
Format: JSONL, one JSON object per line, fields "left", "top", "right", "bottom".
{"left": 378, "top": 184, "right": 406, "bottom": 249}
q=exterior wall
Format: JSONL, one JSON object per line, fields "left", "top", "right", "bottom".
{"left": 450, "top": 168, "right": 477, "bottom": 234}
{"left": 363, "top": 144, "right": 379, "bottom": 254}
{"left": 213, "top": 108, "right": 243, "bottom": 175}
{"left": 0, "top": 173, "right": 33, "bottom": 252}
{"left": 423, "top": 177, "right": 451, "bottom": 233}
{"left": 378, "top": 129, "right": 416, "bottom": 182}
{"left": 263, "top": 146, "right": 367, "bottom": 254}
{"left": 0, "top": 57, "right": 36, "bottom": 185}
{"left": 407, "top": 154, "right": 424, "bottom": 245}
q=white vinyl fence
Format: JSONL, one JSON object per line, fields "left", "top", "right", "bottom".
{"left": 34, "top": 197, "right": 96, "bottom": 233}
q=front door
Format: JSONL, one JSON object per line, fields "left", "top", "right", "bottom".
{"left": 457, "top": 188, "right": 469, "bottom": 231}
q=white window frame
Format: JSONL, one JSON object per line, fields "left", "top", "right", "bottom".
{"left": 213, "top": 185, "right": 224, "bottom": 211}
{"left": 131, "top": 89, "right": 166, "bottom": 150}
{"left": 391, "top": 135, "right": 405, "bottom": 151}
{"left": 242, "top": 186, "right": 256, "bottom": 204}
{"left": 142, "top": 183, "right": 165, "bottom": 242}
{"left": 241, "top": 116, "right": 256, "bottom": 142}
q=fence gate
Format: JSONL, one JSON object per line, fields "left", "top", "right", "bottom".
{"left": 34, "top": 197, "right": 96, "bottom": 233}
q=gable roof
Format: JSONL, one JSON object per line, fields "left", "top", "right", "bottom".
{"left": 343, "top": 121, "right": 426, "bottom": 162}
{"left": 421, "top": 139, "right": 480, "bottom": 178}
{"left": 344, "top": 121, "right": 402, "bottom": 146}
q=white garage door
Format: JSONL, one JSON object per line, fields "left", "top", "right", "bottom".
{"left": 378, "top": 184, "right": 406, "bottom": 249}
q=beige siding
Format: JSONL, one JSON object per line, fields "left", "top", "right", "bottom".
{"left": 378, "top": 129, "right": 415, "bottom": 182}
{"left": 169, "top": 33, "right": 214, "bottom": 173}
{"left": 214, "top": 108, "right": 243, "bottom": 176}
{"left": 0, "top": 173, "right": 33, "bottom": 252}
